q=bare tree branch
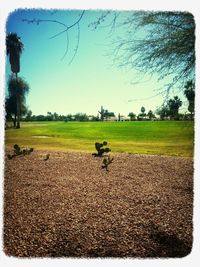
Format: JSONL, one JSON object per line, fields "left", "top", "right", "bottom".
{"left": 21, "top": 11, "right": 85, "bottom": 63}
{"left": 22, "top": 18, "right": 68, "bottom": 28}
{"left": 49, "top": 10, "right": 85, "bottom": 39}
{"left": 60, "top": 31, "right": 69, "bottom": 61}
{"left": 68, "top": 23, "right": 80, "bottom": 65}
{"left": 90, "top": 11, "right": 195, "bottom": 95}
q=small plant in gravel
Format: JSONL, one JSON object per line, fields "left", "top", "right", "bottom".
{"left": 7, "top": 144, "right": 34, "bottom": 159}
{"left": 92, "top": 141, "right": 111, "bottom": 157}
{"left": 102, "top": 155, "right": 114, "bottom": 171}
{"left": 44, "top": 154, "right": 50, "bottom": 161}
{"left": 7, "top": 154, "right": 14, "bottom": 160}
{"left": 13, "top": 144, "right": 21, "bottom": 155}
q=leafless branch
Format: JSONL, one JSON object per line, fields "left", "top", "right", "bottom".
{"left": 68, "top": 23, "right": 80, "bottom": 65}
{"left": 60, "top": 31, "right": 69, "bottom": 61}
{"left": 127, "top": 91, "right": 164, "bottom": 103}
{"left": 21, "top": 11, "right": 85, "bottom": 63}
{"left": 49, "top": 11, "right": 85, "bottom": 39}
{"left": 22, "top": 18, "right": 68, "bottom": 28}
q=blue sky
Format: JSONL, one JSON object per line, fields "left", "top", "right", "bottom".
{"left": 6, "top": 9, "right": 187, "bottom": 116}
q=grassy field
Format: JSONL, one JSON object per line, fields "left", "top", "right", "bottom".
{"left": 5, "top": 121, "right": 194, "bottom": 157}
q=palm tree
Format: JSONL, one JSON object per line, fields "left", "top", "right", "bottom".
{"left": 6, "top": 32, "right": 24, "bottom": 75}
{"left": 7, "top": 75, "right": 29, "bottom": 128}
{"left": 6, "top": 32, "right": 24, "bottom": 128}
{"left": 184, "top": 80, "right": 195, "bottom": 120}
{"left": 140, "top": 106, "right": 146, "bottom": 120}
{"left": 167, "top": 96, "right": 182, "bottom": 120}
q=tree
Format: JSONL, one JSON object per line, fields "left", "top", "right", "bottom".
{"left": 104, "top": 110, "right": 115, "bottom": 121}
{"left": 98, "top": 106, "right": 115, "bottom": 121}
{"left": 167, "top": 96, "right": 182, "bottom": 120}
{"left": 5, "top": 95, "right": 28, "bottom": 127}
{"left": 141, "top": 106, "right": 146, "bottom": 120}
{"left": 147, "top": 110, "right": 155, "bottom": 120}
{"left": 6, "top": 32, "right": 24, "bottom": 74}
{"left": 25, "top": 110, "right": 32, "bottom": 121}
{"left": 74, "top": 113, "right": 89, "bottom": 122}
{"left": 53, "top": 112, "right": 59, "bottom": 121}
{"left": 66, "top": 114, "right": 73, "bottom": 121}
{"left": 89, "top": 115, "right": 100, "bottom": 121}
{"left": 89, "top": 11, "right": 195, "bottom": 93}
{"left": 47, "top": 112, "right": 53, "bottom": 121}
{"left": 128, "top": 112, "right": 136, "bottom": 121}
{"left": 7, "top": 75, "right": 30, "bottom": 128}
{"left": 184, "top": 80, "right": 195, "bottom": 120}
{"left": 103, "top": 110, "right": 109, "bottom": 121}
{"left": 137, "top": 107, "right": 146, "bottom": 121}
{"left": 6, "top": 32, "right": 24, "bottom": 128}
{"left": 156, "top": 106, "right": 170, "bottom": 120}
{"left": 141, "top": 106, "right": 145, "bottom": 114}
{"left": 5, "top": 95, "right": 17, "bottom": 127}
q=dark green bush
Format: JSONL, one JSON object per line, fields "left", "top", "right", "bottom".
{"left": 92, "top": 141, "right": 111, "bottom": 157}
{"left": 102, "top": 155, "right": 114, "bottom": 171}
{"left": 7, "top": 144, "right": 34, "bottom": 159}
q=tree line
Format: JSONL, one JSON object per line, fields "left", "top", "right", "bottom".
{"left": 20, "top": 112, "right": 99, "bottom": 122}
{"left": 6, "top": 88, "right": 194, "bottom": 127}
{"left": 5, "top": 74, "right": 194, "bottom": 127}
{"left": 5, "top": 76, "right": 194, "bottom": 127}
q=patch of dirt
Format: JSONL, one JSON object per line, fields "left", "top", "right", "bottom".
{"left": 32, "top": 135, "right": 51, "bottom": 138}
{"left": 3, "top": 150, "right": 193, "bottom": 258}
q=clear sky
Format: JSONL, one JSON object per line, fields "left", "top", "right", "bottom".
{"left": 6, "top": 9, "right": 187, "bottom": 117}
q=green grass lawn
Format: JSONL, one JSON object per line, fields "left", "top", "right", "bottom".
{"left": 5, "top": 121, "right": 194, "bottom": 157}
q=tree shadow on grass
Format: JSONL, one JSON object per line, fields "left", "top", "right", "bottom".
{"left": 149, "top": 224, "right": 192, "bottom": 258}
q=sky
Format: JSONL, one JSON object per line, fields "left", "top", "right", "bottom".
{"left": 6, "top": 9, "right": 188, "bottom": 117}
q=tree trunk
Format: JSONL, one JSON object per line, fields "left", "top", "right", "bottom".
{"left": 13, "top": 115, "right": 16, "bottom": 127}
{"left": 15, "top": 73, "right": 20, "bottom": 129}
{"left": 190, "top": 112, "right": 193, "bottom": 120}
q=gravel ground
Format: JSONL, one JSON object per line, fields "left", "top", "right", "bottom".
{"left": 3, "top": 150, "right": 193, "bottom": 258}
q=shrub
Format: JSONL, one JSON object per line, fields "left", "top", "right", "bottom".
{"left": 102, "top": 155, "right": 114, "bottom": 171}
{"left": 92, "top": 141, "right": 111, "bottom": 157}
{"left": 7, "top": 144, "right": 34, "bottom": 159}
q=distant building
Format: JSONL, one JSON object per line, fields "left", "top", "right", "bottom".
{"left": 106, "top": 116, "right": 118, "bottom": 121}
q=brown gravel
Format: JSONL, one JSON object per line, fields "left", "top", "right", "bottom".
{"left": 3, "top": 150, "right": 193, "bottom": 258}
